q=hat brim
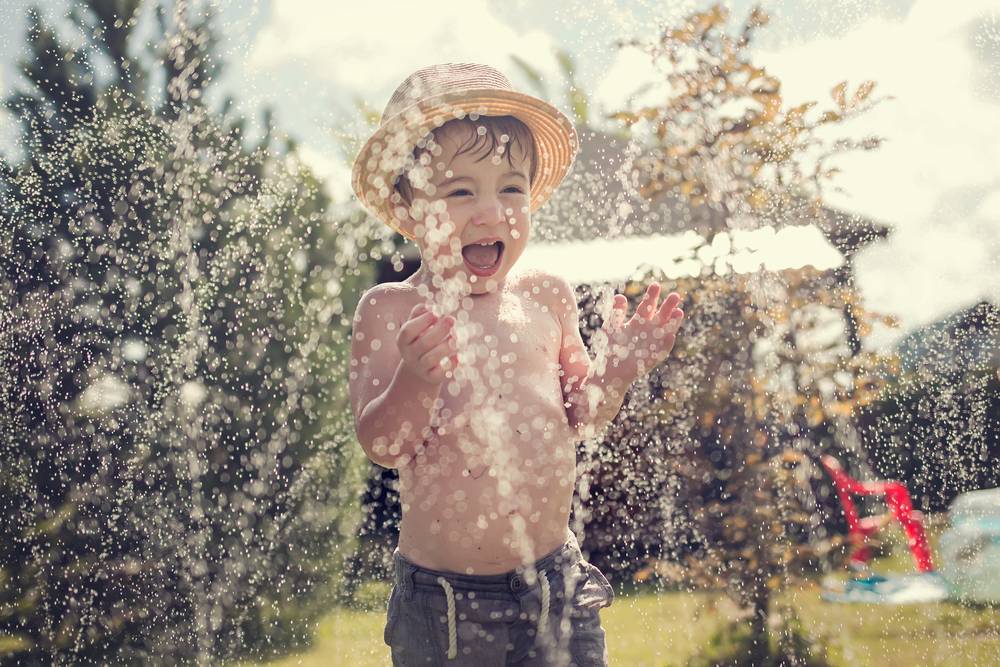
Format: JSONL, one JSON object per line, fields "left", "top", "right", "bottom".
{"left": 351, "top": 88, "right": 579, "bottom": 239}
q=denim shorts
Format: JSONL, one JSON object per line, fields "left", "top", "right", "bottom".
{"left": 384, "top": 535, "right": 614, "bottom": 666}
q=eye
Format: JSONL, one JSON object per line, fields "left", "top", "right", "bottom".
{"left": 447, "top": 188, "right": 473, "bottom": 198}
{"left": 501, "top": 186, "right": 525, "bottom": 194}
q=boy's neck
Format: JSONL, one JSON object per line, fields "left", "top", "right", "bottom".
{"left": 408, "top": 264, "right": 506, "bottom": 299}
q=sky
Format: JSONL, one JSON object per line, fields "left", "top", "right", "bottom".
{"left": 1, "top": 0, "right": 998, "bottom": 349}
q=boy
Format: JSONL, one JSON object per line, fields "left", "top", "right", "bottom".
{"left": 349, "top": 63, "right": 683, "bottom": 666}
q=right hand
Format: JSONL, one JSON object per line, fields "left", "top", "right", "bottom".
{"left": 395, "top": 303, "right": 459, "bottom": 385}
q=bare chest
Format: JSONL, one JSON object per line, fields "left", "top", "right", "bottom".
{"left": 428, "top": 289, "right": 569, "bottom": 451}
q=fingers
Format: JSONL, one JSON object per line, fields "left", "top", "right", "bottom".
{"left": 655, "top": 291, "right": 682, "bottom": 324}
{"left": 603, "top": 294, "right": 628, "bottom": 332}
{"left": 636, "top": 283, "right": 661, "bottom": 320}
{"left": 396, "top": 304, "right": 460, "bottom": 383}
{"left": 397, "top": 304, "right": 437, "bottom": 346}
{"left": 421, "top": 338, "right": 458, "bottom": 381}
{"left": 613, "top": 294, "right": 628, "bottom": 329}
{"left": 416, "top": 316, "right": 455, "bottom": 358}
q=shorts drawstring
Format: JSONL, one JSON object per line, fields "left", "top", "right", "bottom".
{"left": 437, "top": 568, "right": 551, "bottom": 660}
{"left": 537, "top": 570, "right": 551, "bottom": 637}
{"left": 437, "top": 576, "right": 458, "bottom": 660}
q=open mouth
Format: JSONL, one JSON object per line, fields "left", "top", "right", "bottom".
{"left": 461, "top": 240, "right": 505, "bottom": 277}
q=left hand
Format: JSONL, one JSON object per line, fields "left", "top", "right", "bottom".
{"left": 603, "top": 282, "right": 684, "bottom": 378}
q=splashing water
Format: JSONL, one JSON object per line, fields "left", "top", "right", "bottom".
{"left": 2, "top": 1, "right": 999, "bottom": 666}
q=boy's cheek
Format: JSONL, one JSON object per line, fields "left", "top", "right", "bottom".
{"left": 508, "top": 215, "right": 531, "bottom": 242}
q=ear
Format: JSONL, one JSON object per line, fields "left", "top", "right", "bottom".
{"left": 394, "top": 194, "right": 446, "bottom": 242}
{"left": 391, "top": 207, "right": 418, "bottom": 240}
{"left": 387, "top": 191, "right": 419, "bottom": 239}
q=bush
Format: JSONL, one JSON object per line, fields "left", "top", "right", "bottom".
{"left": 688, "top": 605, "right": 833, "bottom": 667}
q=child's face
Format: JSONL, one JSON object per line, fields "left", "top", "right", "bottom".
{"left": 405, "top": 122, "right": 532, "bottom": 296}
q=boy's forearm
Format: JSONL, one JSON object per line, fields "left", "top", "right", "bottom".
{"left": 356, "top": 363, "right": 443, "bottom": 468}
{"left": 566, "top": 363, "right": 637, "bottom": 439}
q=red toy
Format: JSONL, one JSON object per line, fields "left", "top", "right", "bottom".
{"left": 820, "top": 455, "right": 934, "bottom": 573}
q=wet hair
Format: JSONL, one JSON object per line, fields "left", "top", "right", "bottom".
{"left": 393, "top": 115, "right": 537, "bottom": 205}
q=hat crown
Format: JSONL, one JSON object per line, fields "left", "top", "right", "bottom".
{"left": 354, "top": 62, "right": 577, "bottom": 238}
{"left": 382, "top": 63, "right": 514, "bottom": 127}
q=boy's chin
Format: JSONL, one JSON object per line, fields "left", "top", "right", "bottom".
{"left": 462, "top": 269, "right": 505, "bottom": 294}
{"left": 421, "top": 252, "right": 513, "bottom": 294}
{"left": 467, "top": 277, "right": 501, "bottom": 294}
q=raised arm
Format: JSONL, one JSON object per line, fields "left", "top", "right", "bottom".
{"left": 349, "top": 285, "right": 457, "bottom": 468}
{"left": 551, "top": 276, "right": 627, "bottom": 439}
{"left": 550, "top": 276, "right": 683, "bottom": 439}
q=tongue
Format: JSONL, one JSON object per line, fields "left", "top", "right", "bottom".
{"left": 462, "top": 242, "right": 500, "bottom": 267}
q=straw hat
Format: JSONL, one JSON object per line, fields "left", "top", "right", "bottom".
{"left": 351, "top": 63, "right": 579, "bottom": 239}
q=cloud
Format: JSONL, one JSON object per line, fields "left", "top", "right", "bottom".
{"left": 239, "top": 0, "right": 565, "bottom": 200}
{"left": 295, "top": 143, "right": 354, "bottom": 202}
{"left": 240, "top": 0, "right": 999, "bottom": 345}
{"left": 755, "top": 0, "right": 1000, "bottom": 339}
{"left": 593, "top": 0, "right": 1000, "bottom": 343}
{"left": 755, "top": 0, "right": 1000, "bottom": 220}
{"left": 246, "top": 0, "right": 560, "bottom": 104}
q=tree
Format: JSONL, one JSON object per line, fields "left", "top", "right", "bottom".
{"left": 0, "top": 1, "right": 367, "bottom": 662}
{"left": 577, "top": 5, "right": 895, "bottom": 663}
{"left": 858, "top": 302, "right": 1000, "bottom": 511}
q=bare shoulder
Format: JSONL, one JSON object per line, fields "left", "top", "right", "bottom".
{"left": 510, "top": 268, "right": 579, "bottom": 321}
{"left": 352, "top": 280, "right": 419, "bottom": 330}
{"left": 349, "top": 280, "right": 420, "bottom": 420}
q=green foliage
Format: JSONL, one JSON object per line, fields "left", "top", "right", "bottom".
{"left": 555, "top": 50, "right": 590, "bottom": 126}
{"left": 610, "top": 3, "right": 888, "bottom": 230}
{"left": 510, "top": 50, "right": 591, "bottom": 126}
{"left": 509, "top": 54, "right": 548, "bottom": 100}
{"left": 859, "top": 367, "right": 1000, "bottom": 511}
{"left": 347, "top": 580, "right": 392, "bottom": 613}
{"left": 0, "top": 1, "right": 370, "bottom": 662}
{"left": 584, "top": 2, "right": 893, "bottom": 660}
{"left": 688, "top": 605, "right": 833, "bottom": 667}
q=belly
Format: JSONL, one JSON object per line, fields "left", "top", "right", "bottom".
{"left": 396, "top": 395, "right": 578, "bottom": 574}
{"left": 395, "top": 299, "right": 576, "bottom": 573}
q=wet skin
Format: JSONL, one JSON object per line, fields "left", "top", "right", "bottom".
{"left": 370, "top": 272, "right": 578, "bottom": 574}
{"left": 350, "top": 122, "right": 683, "bottom": 574}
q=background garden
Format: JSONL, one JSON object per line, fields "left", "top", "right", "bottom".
{"left": 1, "top": 1, "right": 997, "bottom": 665}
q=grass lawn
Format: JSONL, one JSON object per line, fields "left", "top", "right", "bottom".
{"left": 250, "top": 518, "right": 1000, "bottom": 666}
{"left": 246, "top": 589, "right": 999, "bottom": 666}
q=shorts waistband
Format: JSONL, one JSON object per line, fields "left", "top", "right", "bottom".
{"left": 393, "top": 533, "right": 583, "bottom": 598}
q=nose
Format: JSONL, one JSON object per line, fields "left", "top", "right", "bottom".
{"left": 470, "top": 195, "right": 503, "bottom": 226}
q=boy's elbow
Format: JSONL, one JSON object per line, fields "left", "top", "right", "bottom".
{"left": 355, "top": 418, "right": 396, "bottom": 468}
{"left": 362, "top": 438, "right": 399, "bottom": 469}
{"left": 355, "top": 414, "right": 413, "bottom": 469}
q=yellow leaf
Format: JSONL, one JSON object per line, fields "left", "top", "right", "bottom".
{"left": 830, "top": 401, "right": 854, "bottom": 417}
{"left": 668, "top": 27, "right": 695, "bottom": 43}
{"left": 786, "top": 101, "right": 816, "bottom": 119}
{"left": 781, "top": 450, "right": 805, "bottom": 464}
{"left": 746, "top": 7, "right": 770, "bottom": 30}
{"left": 852, "top": 80, "right": 876, "bottom": 106}
{"left": 608, "top": 111, "right": 639, "bottom": 127}
{"left": 0, "top": 634, "right": 33, "bottom": 656}
{"left": 806, "top": 396, "right": 824, "bottom": 427}
{"left": 754, "top": 93, "right": 782, "bottom": 121}
{"left": 749, "top": 188, "right": 769, "bottom": 210}
{"left": 831, "top": 81, "right": 848, "bottom": 109}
